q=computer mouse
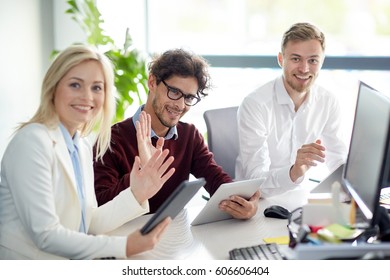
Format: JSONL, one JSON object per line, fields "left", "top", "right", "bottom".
{"left": 263, "top": 205, "right": 290, "bottom": 219}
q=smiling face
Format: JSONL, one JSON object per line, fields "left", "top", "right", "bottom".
{"left": 54, "top": 60, "right": 105, "bottom": 136}
{"left": 278, "top": 39, "right": 324, "bottom": 96}
{"left": 145, "top": 75, "right": 198, "bottom": 137}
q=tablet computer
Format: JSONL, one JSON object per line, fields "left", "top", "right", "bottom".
{"left": 310, "top": 164, "right": 344, "bottom": 194}
{"left": 141, "top": 178, "right": 206, "bottom": 234}
{"left": 191, "top": 178, "right": 265, "bottom": 226}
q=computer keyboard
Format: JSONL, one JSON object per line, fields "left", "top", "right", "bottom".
{"left": 229, "top": 243, "right": 286, "bottom": 260}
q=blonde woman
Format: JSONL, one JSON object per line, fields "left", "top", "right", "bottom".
{"left": 0, "top": 44, "right": 175, "bottom": 259}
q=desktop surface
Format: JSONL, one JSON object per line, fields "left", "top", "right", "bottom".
{"left": 108, "top": 188, "right": 307, "bottom": 260}
{"left": 108, "top": 185, "right": 390, "bottom": 260}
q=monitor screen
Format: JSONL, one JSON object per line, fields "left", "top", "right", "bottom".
{"left": 383, "top": 141, "right": 390, "bottom": 189}
{"left": 343, "top": 81, "right": 390, "bottom": 226}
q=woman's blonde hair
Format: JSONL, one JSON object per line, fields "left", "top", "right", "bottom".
{"left": 19, "top": 44, "right": 116, "bottom": 160}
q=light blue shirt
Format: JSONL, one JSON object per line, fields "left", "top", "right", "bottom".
{"left": 59, "top": 123, "right": 86, "bottom": 233}
{"left": 132, "top": 105, "right": 178, "bottom": 140}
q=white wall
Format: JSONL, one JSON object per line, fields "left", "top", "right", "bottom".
{"left": 0, "top": 0, "right": 85, "bottom": 161}
{"left": 53, "top": 0, "right": 85, "bottom": 51}
{"left": 0, "top": 0, "right": 45, "bottom": 160}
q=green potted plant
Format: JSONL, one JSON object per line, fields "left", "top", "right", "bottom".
{"left": 58, "top": 0, "right": 148, "bottom": 123}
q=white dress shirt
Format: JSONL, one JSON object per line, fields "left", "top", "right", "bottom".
{"left": 236, "top": 76, "right": 347, "bottom": 197}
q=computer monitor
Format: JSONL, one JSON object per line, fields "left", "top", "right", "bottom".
{"left": 382, "top": 138, "right": 390, "bottom": 190}
{"left": 342, "top": 81, "right": 390, "bottom": 227}
{"left": 379, "top": 132, "right": 390, "bottom": 205}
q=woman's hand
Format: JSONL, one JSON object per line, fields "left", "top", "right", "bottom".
{"left": 126, "top": 217, "right": 171, "bottom": 257}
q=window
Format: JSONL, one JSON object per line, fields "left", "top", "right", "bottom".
{"left": 98, "top": 0, "right": 390, "bottom": 145}
{"left": 145, "top": 0, "right": 390, "bottom": 56}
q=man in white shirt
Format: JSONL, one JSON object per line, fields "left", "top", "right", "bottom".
{"left": 236, "top": 22, "right": 347, "bottom": 197}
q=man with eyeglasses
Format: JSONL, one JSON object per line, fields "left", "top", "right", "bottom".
{"left": 93, "top": 48, "right": 260, "bottom": 219}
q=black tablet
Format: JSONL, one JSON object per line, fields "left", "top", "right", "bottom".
{"left": 140, "top": 178, "right": 206, "bottom": 234}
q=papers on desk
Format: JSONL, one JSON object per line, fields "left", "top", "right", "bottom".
{"left": 263, "top": 236, "right": 289, "bottom": 245}
{"left": 324, "top": 223, "right": 363, "bottom": 241}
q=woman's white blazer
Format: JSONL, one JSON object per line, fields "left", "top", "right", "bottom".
{"left": 0, "top": 123, "right": 148, "bottom": 259}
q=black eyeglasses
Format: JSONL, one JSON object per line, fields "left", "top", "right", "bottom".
{"left": 287, "top": 207, "right": 310, "bottom": 248}
{"left": 161, "top": 80, "right": 201, "bottom": 106}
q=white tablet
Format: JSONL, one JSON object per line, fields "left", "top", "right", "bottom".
{"left": 310, "top": 163, "right": 344, "bottom": 194}
{"left": 191, "top": 178, "right": 265, "bottom": 226}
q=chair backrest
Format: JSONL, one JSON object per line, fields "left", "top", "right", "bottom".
{"left": 203, "top": 106, "right": 239, "bottom": 179}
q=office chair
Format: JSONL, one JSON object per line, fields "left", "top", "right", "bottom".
{"left": 203, "top": 106, "right": 239, "bottom": 179}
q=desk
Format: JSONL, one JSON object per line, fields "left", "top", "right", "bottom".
{"left": 108, "top": 188, "right": 311, "bottom": 260}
